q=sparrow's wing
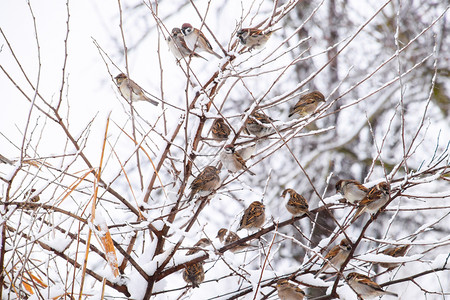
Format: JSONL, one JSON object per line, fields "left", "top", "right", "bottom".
{"left": 290, "top": 193, "right": 309, "bottom": 210}
{"left": 356, "top": 276, "right": 384, "bottom": 292}
{"left": 324, "top": 244, "right": 340, "bottom": 260}
{"left": 197, "top": 30, "right": 213, "bottom": 50}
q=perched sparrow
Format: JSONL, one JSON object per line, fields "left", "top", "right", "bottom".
{"left": 181, "top": 23, "right": 222, "bottom": 59}
{"left": 315, "top": 238, "right": 352, "bottom": 278}
{"left": 276, "top": 279, "right": 305, "bottom": 300}
{"left": 114, "top": 73, "right": 159, "bottom": 105}
{"left": 236, "top": 27, "right": 281, "bottom": 51}
{"left": 211, "top": 118, "right": 231, "bottom": 140}
{"left": 379, "top": 245, "right": 409, "bottom": 269}
{"left": 289, "top": 91, "right": 325, "bottom": 118}
{"left": 335, "top": 179, "right": 369, "bottom": 204}
{"left": 189, "top": 166, "right": 221, "bottom": 201}
{"left": 182, "top": 262, "right": 205, "bottom": 288}
{"left": 186, "top": 238, "right": 212, "bottom": 255}
{"left": 352, "top": 182, "right": 391, "bottom": 222}
{"left": 216, "top": 228, "right": 250, "bottom": 253}
{"left": 167, "top": 27, "right": 205, "bottom": 61}
{"left": 346, "top": 272, "right": 398, "bottom": 299}
{"left": 244, "top": 111, "right": 275, "bottom": 138}
{"left": 237, "top": 201, "right": 265, "bottom": 231}
{"left": 220, "top": 144, "right": 255, "bottom": 175}
{"left": 281, "top": 188, "right": 309, "bottom": 217}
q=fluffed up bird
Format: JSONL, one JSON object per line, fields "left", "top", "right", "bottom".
{"left": 315, "top": 238, "right": 352, "bottom": 278}
{"left": 281, "top": 188, "right": 310, "bottom": 217}
{"left": 181, "top": 23, "right": 222, "bottom": 58}
{"left": 352, "top": 182, "right": 391, "bottom": 222}
{"left": 114, "top": 73, "right": 159, "bottom": 105}
{"left": 167, "top": 27, "right": 205, "bottom": 61}
{"left": 216, "top": 228, "right": 250, "bottom": 253}
{"left": 346, "top": 272, "right": 398, "bottom": 299}
{"left": 188, "top": 166, "right": 221, "bottom": 201}
{"left": 236, "top": 27, "right": 281, "bottom": 51}
{"left": 211, "top": 118, "right": 231, "bottom": 140}
{"left": 182, "top": 262, "right": 205, "bottom": 288}
{"left": 220, "top": 144, "right": 255, "bottom": 175}
{"left": 237, "top": 201, "right": 265, "bottom": 231}
{"left": 335, "top": 179, "right": 369, "bottom": 204}
{"left": 244, "top": 111, "right": 275, "bottom": 138}
{"left": 276, "top": 279, "right": 305, "bottom": 300}
{"left": 289, "top": 91, "right": 325, "bottom": 118}
{"left": 379, "top": 245, "right": 410, "bottom": 269}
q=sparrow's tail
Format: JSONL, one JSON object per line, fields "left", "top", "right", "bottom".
{"left": 351, "top": 206, "right": 365, "bottom": 223}
{"left": 383, "top": 290, "right": 398, "bottom": 297}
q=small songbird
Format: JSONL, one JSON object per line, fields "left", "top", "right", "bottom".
{"left": 379, "top": 245, "right": 409, "bottom": 269}
{"left": 236, "top": 27, "right": 281, "bottom": 51}
{"left": 216, "top": 228, "right": 250, "bottom": 253}
{"left": 289, "top": 91, "right": 325, "bottom": 118}
{"left": 220, "top": 144, "right": 255, "bottom": 175}
{"left": 182, "top": 262, "right": 205, "bottom": 288}
{"left": 186, "top": 238, "right": 212, "bottom": 255}
{"left": 211, "top": 118, "right": 231, "bottom": 140}
{"left": 188, "top": 166, "right": 221, "bottom": 201}
{"left": 276, "top": 279, "right": 305, "bottom": 300}
{"left": 167, "top": 27, "right": 205, "bottom": 61}
{"left": 346, "top": 272, "right": 398, "bottom": 299}
{"left": 181, "top": 23, "right": 222, "bottom": 59}
{"left": 114, "top": 73, "right": 159, "bottom": 105}
{"left": 352, "top": 182, "right": 391, "bottom": 222}
{"left": 24, "top": 188, "right": 40, "bottom": 202}
{"left": 244, "top": 111, "right": 275, "bottom": 138}
{"left": 335, "top": 179, "right": 369, "bottom": 204}
{"left": 281, "top": 188, "right": 309, "bottom": 217}
{"left": 238, "top": 201, "right": 265, "bottom": 231}
{"left": 315, "top": 238, "right": 352, "bottom": 278}
{"left": 183, "top": 238, "right": 209, "bottom": 288}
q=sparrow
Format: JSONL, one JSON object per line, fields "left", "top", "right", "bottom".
{"left": 182, "top": 262, "right": 205, "bottom": 288}
{"left": 216, "top": 228, "right": 250, "bottom": 253}
{"left": 220, "top": 144, "right": 255, "bottom": 175}
{"left": 188, "top": 166, "right": 221, "bottom": 201}
{"left": 167, "top": 27, "right": 206, "bottom": 61}
{"left": 211, "top": 118, "right": 231, "bottom": 140}
{"left": 335, "top": 179, "right": 369, "bottom": 204}
{"left": 346, "top": 272, "right": 398, "bottom": 299}
{"left": 236, "top": 143, "right": 256, "bottom": 161}
{"left": 289, "top": 91, "right": 325, "bottom": 118}
{"left": 114, "top": 73, "right": 159, "bottom": 105}
{"left": 352, "top": 182, "right": 391, "bottom": 222}
{"left": 379, "top": 245, "right": 409, "bottom": 269}
{"left": 186, "top": 238, "right": 212, "bottom": 255}
{"left": 276, "top": 279, "right": 305, "bottom": 300}
{"left": 181, "top": 23, "right": 222, "bottom": 59}
{"left": 244, "top": 111, "right": 275, "bottom": 138}
{"left": 183, "top": 238, "right": 209, "bottom": 288}
{"left": 281, "top": 188, "right": 309, "bottom": 217}
{"left": 237, "top": 201, "right": 265, "bottom": 231}
{"left": 315, "top": 238, "right": 352, "bottom": 278}
{"left": 236, "top": 27, "right": 281, "bottom": 51}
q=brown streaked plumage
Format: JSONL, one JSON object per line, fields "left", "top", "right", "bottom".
{"left": 220, "top": 144, "right": 255, "bottom": 175}
{"left": 352, "top": 182, "right": 391, "bottom": 222}
{"left": 379, "top": 245, "right": 410, "bottom": 269}
{"left": 182, "top": 262, "right": 205, "bottom": 288}
{"left": 216, "top": 228, "right": 250, "bottom": 253}
{"left": 289, "top": 91, "right": 325, "bottom": 118}
{"left": 281, "top": 188, "right": 309, "bottom": 217}
{"left": 211, "top": 118, "right": 231, "bottom": 140}
{"left": 189, "top": 166, "right": 221, "bottom": 201}
{"left": 276, "top": 279, "right": 305, "bottom": 300}
{"left": 237, "top": 27, "right": 281, "bottom": 50}
{"left": 346, "top": 272, "right": 398, "bottom": 299}
{"left": 335, "top": 179, "right": 369, "bottom": 204}
{"left": 315, "top": 238, "right": 352, "bottom": 278}
{"left": 244, "top": 111, "right": 275, "bottom": 138}
{"left": 167, "top": 27, "right": 206, "bottom": 61}
{"left": 181, "top": 23, "right": 222, "bottom": 59}
{"left": 238, "top": 201, "right": 265, "bottom": 231}
{"left": 186, "top": 238, "right": 212, "bottom": 255}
